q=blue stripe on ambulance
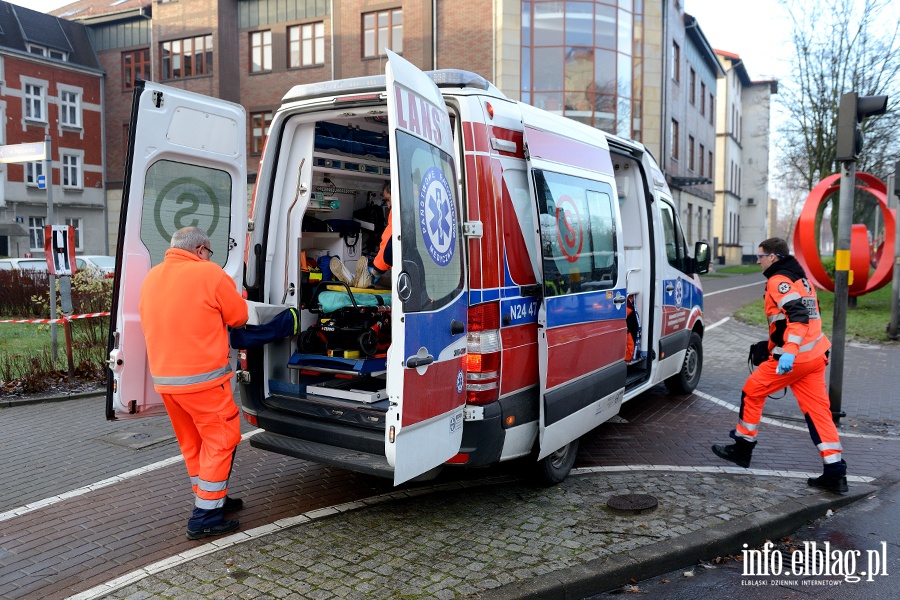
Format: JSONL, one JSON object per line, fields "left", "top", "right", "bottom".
{"left": 404, "top": 292, "right": 469, "bottom": 358}
{"left": 546, "top": 288, "right": 626, "bottom": 328}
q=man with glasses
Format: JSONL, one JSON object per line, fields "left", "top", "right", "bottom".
{"left": 140, "top": 226, "right": 250, "bottom": 538}
{"left": 711, "top": 237, "right": 847, "bottom": 493}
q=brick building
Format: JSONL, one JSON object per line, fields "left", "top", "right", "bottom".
{"left": 52, "top": 0, "right": 762, "bottom": 255}
{"left": 0, "top": 1, "right": 105, "bottom": 258}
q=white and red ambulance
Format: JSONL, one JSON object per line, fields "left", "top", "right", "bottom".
{"left": 107, "top": 52, "right": 710, "bottom": 486}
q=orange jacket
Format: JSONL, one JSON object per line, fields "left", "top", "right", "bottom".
{"left": 139, "top": 248, "right": 248, "bottom": 394}
{"left": 763, "top": 256, "right": 830, "bottom": 363}
{"left": 373, "top": 210, "right": 393, "bottom": 272}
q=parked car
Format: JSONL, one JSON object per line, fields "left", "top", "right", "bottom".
{"left": 0, "top": 258, "right": 49, "bottom": 271}
{"left": 76, "top": 255, "right": 115, "bottom": 277}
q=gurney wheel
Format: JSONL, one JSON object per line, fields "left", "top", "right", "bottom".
{"left": 359, "top": 330, "right": 379, "bottom": 357}
{"left": 300, "top": 329, "right": 325, "bottom": 354}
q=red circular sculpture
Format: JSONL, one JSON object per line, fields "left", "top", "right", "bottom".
{"left": 793, "top": 172, "right": 895, "bottom": 296}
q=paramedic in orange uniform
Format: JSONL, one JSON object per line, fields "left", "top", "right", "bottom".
{"left": 712, "top": 237, "right": 847, "bottom": 493}
{"left": 139, "top": 226, "right": 249, "bottom": 539}
{"left": 332, "top": 181, "right": 392, "bottom": 288}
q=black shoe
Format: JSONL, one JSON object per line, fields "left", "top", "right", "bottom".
{"left": 711, "top": 433, "right": 757, "bottom": 468}
{"left": 808, "top": 474, "right": 848, "bottom": 493}
{"left": 808, "top": 460, "right": 849, "bottom": 493}
{"left": 186, "top": 519, "right": 240, "bottom": 540}
{"left": 223, "top": 496, "right": 244, "bottom": 513}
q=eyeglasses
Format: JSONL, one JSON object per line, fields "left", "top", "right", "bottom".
{"left": 756, "top": 253, "right": 781, "bottom": 260}
{"left": 198, "top": 245, "right": 214, "bottom": 257}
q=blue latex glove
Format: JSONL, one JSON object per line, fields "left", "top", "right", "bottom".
{"left": 776, "top": 352, "right": 795, "bottom": 375}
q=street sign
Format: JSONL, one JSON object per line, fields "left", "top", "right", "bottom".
{"left": 37, "top": 174, "right": 46, "bottom": 189}
{"left": 0, "top": 141, "right": 46, "bottom": 164}
{"left": 44, "top": 225, "right": 77, "bottom": 276}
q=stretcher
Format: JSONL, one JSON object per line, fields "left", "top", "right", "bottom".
{"left": 299, "top": 281, "right": 392, "bottom": 358}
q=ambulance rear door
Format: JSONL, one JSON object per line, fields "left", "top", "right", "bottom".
{"left": 384, "top": 51, "right": 467, "bottom": 485}
{"left": 106, "top": 81, "right": 247, "bottom": 419}
{"left": 520, "top": 114, "right": 627, "bottom": 459}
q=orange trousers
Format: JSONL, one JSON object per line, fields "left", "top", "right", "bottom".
{"left": 162, "top": 383, "right": 242, "bottom": 515}
{"left": 735, "top": 354, "right": 843, "bottom": 464}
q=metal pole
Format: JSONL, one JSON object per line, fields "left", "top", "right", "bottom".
{"left": 888, "top": 168, "right": 900, "bottom": 340}
{"left": 828, "top": 160, "right": 855, "bottom": 424}
{"left": 45, "top": 135, "right": 58, "bottom": 362}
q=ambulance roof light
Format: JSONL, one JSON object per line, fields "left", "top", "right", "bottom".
{"left": 282, "top": 70, "right": 503, "bottom": 104}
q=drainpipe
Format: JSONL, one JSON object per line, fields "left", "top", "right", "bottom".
{"left": 433, "top": 0, "right": 438, "bottom": 70}
{"left": 660, "top": 0, "right": 669, "bottom": 171}
{"left": 100, "top": 74, "right": 109, "bottom": 254}
{"left": 330, "top": 0, "right": 335, "bottom": 81}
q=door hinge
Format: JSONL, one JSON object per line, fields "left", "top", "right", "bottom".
{"left": 247, "top": 219, "right": 255, "bottom": 232}
{"left": 151, "top": 90, "right": 163, "bottom": 108}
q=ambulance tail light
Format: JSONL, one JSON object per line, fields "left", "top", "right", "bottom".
{"left": 466, "top": 302, "right": 501, "bottom": 405}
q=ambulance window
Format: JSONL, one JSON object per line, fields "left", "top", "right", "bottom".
{"left": 140, "top": 159, "right": 233, "bottom": 267}
{"left": 532, "top": 169, "right": 617, "bottom": 295}
{"left": 503, "top": 168, "right": 541, "bottom": 283}
{"left": 395, "top": 130, "right": 465, "bottom": 312}
{"left": 659, "top": 200, "right": 687, "bottom": 272}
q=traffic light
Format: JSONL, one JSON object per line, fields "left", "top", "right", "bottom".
{"left": 835, "top": 92, "right": 888, "bottom": 162}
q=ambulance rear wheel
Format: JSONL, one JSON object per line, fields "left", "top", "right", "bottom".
{"left": 665, "top": 331, "right": 703, "bottom": 395}
{"left": 532, "top": 439, "right": 579, "bottom": 486}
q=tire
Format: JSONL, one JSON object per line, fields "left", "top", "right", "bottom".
{"left": 665, "top": 331, "right": 703, "bottom": 395}
{"left": 532, "top": 438, "right": 579, "bottom": 486}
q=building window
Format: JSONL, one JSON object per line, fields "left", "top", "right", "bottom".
{"left": 122, "top": 49, "right": 151, "bottom": 90}
{"left": 250, "top": 30, "right": 272, "bottom": 73}
{"left": 289, "top": 22, "right": 325, "bottom": 67}
{"left": 689, "top": 68, "right": 696, "bottom": 104}
{"left": 26, "top": 161, "right": 43, "bottom": 186}
{"left": 27, "top": 44, "right": 68, "bottom": 61}
{"left": 29, "top": 217, "right": 45, "bottom": 250}
{"left": 709, "top": 94, "right": 714, "bottom": 124}
{"left": 671, "top": 41, "right": 680, "bottom": 83}
{"left": 25, "top": 84, "right": 45, "bottom": 122}
{"left": 64, "top": 218, "right": 82, "bottom": 251}
{"left": 363, "top": 9, "right": 402, "bottom": 57}
{"left": 699, "top": 143, "right": 705, "bottom": 176}
{"left": 250, "top": 111, "right": 272, "bottom": 154}
{"left": 161, "top": 35, "right": 214, "bottom": 80}
{"left": 62, "top": 154, "right": 82, "bottom": 189}
{"left": 59, "top": 90, "right": 81, "bottom": 128}
{"left": 670, "top": 119, "right": 679, "bottom": 160}
{"left": 688, "top": 135, "right": 695, "bottom": 171}
{"left": 700, "top": 82, "right": 706, "bottom": 115}
{"left": 708, "top": 151, "right": 714, "bottom": 181}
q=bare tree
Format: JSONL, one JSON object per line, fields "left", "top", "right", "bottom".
{"left": 776, "top": 0, "right": 900, "bottom": 241}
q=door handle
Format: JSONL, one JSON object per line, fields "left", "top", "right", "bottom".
{"left": 666, "top": 284, "right": 675, "bottom": 293}
{"left": 450, "top": 319, "right": 465, "bottom": 335}
{"left": 406, "top": 354, "right": 435, "bottom": 368}
{"left": 613, "top": 293, "right": 626, "bottom": 306}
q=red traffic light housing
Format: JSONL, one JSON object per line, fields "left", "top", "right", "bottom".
{"left": 835, "top": 92, "right": 888, "bottom": 162}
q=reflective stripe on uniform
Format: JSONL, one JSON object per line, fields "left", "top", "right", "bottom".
{"left": 823, "top": 453, "right": 843, "bottom": 464}
{"left": 198, "top": 478, "right": 228, "bottom": 492}
{"left": 768, "top": 313, "right": 786, "bottom": 324}
{"left": 190, "top": 475, "right": 199, "bottom": 486}
{"left": 818, "top": 441, "right": 843, "bottom": 452}
{"left": 787, "top": 334, "right": 804, "bottom": 344}
{"left": 777, "top": 292, "right": 801, "bottom": 308}
{"left": 738, "top": 419, "right": 758, "bottom": 432}
{"left": 195, "top": 496, "right": 225, "bottom": 510}
{"left": 798, "top": 334, "right": 824, "bottom": 353}
{"left": 152, "top": 364, "right": 233, "bottom": 387}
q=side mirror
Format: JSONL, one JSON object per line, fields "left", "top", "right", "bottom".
{"left": 693, "top": 241, "right": 711, "bottom": 274}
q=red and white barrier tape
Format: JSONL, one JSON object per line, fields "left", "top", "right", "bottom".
{"left": 0, "top": 312, "right": 110, "bottom": 325}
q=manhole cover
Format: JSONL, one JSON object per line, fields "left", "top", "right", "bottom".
{"left": 607, "top": 493, "right": 658, "bottom": 515}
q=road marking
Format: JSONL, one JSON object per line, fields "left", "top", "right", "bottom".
{"left": 572, "top": 465, "right": 875, "bottom": 483}
{"left": 0, "top": 429, "right": 262, "bottom": 525}
{"left": 704, "top": 280, "right": 764, "bottom": 297}
{"left": 705, "top": 316, "right": 730, "bottom": 331}
{"left": 694, "top": 390, "right": 898, "bottom": 440}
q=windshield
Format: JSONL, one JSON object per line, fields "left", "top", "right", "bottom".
{"left": 87, "top": 256, "right": 115, "bottom": 268}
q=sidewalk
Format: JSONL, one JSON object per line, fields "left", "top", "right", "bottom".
{"left": 73, "top": 317, "right": 898, "bottom": 600}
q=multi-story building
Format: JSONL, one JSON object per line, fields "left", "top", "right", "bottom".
{"left": 0, "top": 1, "right": 105, "bottom": 258}
{"left": 714, "top": 50, "right": 777, "bottom": 264}
{"left": 54, "top": 0, "right": 765, "bottom": 257}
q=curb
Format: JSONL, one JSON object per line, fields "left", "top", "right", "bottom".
{"left": 483, "top": 483, "right": 876, "bottom": 599}
{"left": 0, "top": 388, "right": 104, "bottom": 409}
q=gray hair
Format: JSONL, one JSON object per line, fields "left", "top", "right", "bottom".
{"left": 171, "top": 227, "right": 210, "bottom": 251}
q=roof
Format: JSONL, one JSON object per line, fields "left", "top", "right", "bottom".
{"left": 715, "top": 49, "right": 753, "bottom": 87}
{"left": 50, "top": 0, "right": 150, "bottom": 21}
{"left": 683, "top": 14, "right": 726, "bottom": 78}
{"left": 0, "top": 1, "right": 101, "bottom": 71}
{"left": 0, "top": 223, "right": 29, "bottom": 237}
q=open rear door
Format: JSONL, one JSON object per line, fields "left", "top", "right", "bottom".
{"left": 384, "top": 51, "right": 467, "bottom": 484}
{"left": 519, "top": 120, "right": 627, "bottom": 459}
{"left": 106, "top": 81, "right": 247, "bottom": 420}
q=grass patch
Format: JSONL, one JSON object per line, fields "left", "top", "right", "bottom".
{"left": 734, "top": 284, "right": 897, "bottom": 343}
{"left": 715, "top": 265, "right": 761, "bottom": 275}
